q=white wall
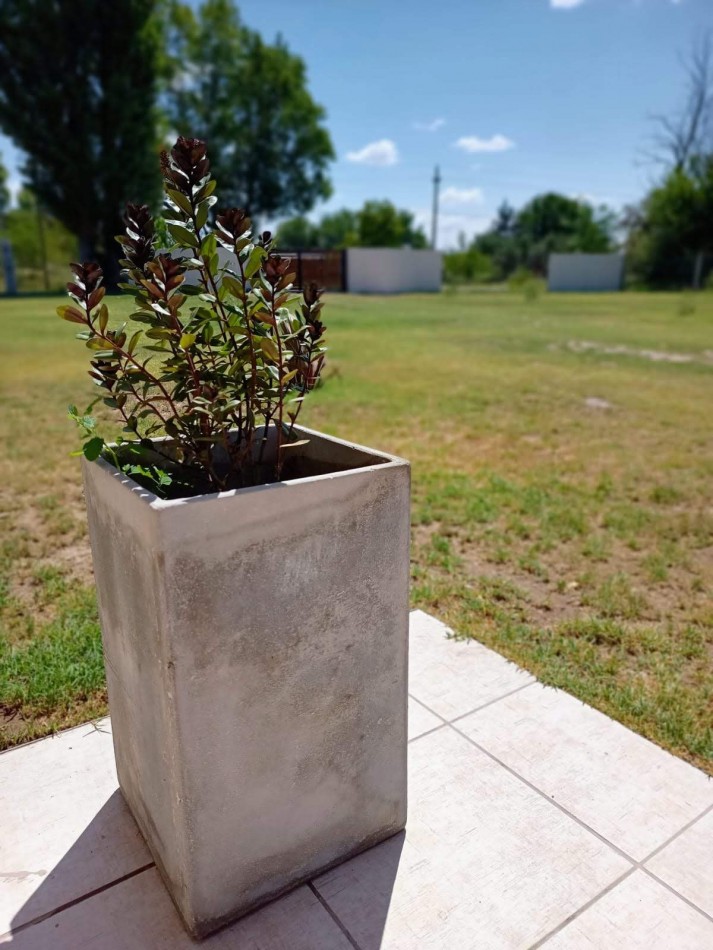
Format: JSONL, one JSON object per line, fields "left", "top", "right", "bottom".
{"left": 345, "top": 248, "right": 442, "bottom": 294}
{"left": 548, "top": 253, "right": 624, "bottom": 292}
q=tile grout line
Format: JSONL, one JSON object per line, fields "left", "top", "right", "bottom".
{"left": 409, "top": 692, "right": 639, "bottom": 865}
{"left": 408, "top": 722, "right": 447, "bottom": 744}
{"left": 5, "top": 689, "right": 710, "bottom": 942}
{"left": 527, "top": 866, "right": 638, "bottom": 949}
{"left": 532, "top": 860, "right": 713, "bottom": 949}
{"left": 407, "top": 677, "right": 536, "bottom": 727}
{"left": 640, "top": 867, "right": 713, "bottom": 925}
{"left": 445, "top": 725, "right": 713, "bottom": 939}
{"left": 0, "top": 862, "right": 156, "bottom": 940}
{"left": 638, "top": 801, "right": 713, "bottom": 866}
{"left": 449, "top": 721, "right": 638, "bottom": 864}
{"left": 449, "top": 681, "right": 537, "bottom": 723}
{"left": 308, "top": 882, "right": 363, "bottom": 950}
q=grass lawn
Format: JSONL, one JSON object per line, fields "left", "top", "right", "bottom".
{"left": 1, "top": 286, "right": 712, "bottom": 773}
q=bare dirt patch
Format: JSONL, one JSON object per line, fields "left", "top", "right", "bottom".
{"left": 560, "top": 340, "right": 713, "bottom": 366}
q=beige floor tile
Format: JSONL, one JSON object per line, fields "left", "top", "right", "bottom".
{"left": 409, "top": 609, "right": 534, "bottom": 720}
{"left": 0, "top": 719, "right": 149, "bottom": 934}
{"left": 315, "top": 727, "right": 629, "bottom": 950}
{"left": 645, "top": 808, "right": 713, "bottom": 918}
{"left": 408, "top": 697, "right": 442, "bottom": 740}
{"left": 457, "top": 685, "right": 713, "bottom": 859}
{"left": 0, "top": 871, "right": 352, "bottom": 949}
{"left": 543, "top": 870, "right": 713, "bottom": 949}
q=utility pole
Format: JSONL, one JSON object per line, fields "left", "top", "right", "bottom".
{"left": 431, "top": 164, "right": 441, "bottom": 249}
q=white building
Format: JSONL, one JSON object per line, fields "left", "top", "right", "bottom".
{"left": 548, "top": 253, "right": 624, "bottom": 292}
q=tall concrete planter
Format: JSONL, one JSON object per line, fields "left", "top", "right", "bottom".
{"left": 82, "top": 425, "right": 410, "bottom": 939}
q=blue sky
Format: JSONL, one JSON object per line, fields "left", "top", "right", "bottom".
{"left": 1, "top": 0, "right": 710, "bottom": 247}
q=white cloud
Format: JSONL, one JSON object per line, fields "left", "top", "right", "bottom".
{"left": 441, "top": 186, "right": 484, "bottom": 205}
{"left": 550, "top": 0, "right": 585, "bottom": 8}
{"left": 454, "top": 134, "right": 515, "bottom": 154}
{"left": 345, "top": 139, "right": 399, "bottom": 166}
{"left": 413, "top": 118, "right": 446, "bottom": 132}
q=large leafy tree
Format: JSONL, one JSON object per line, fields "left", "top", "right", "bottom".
{"left": 276, "top": 215, "right": 320, "bottom": 249}
{"left": 514, "top": 193, "right": 613, "bottom": 273}
{"left": 627, "top": 157, "right": 713, "bottom": 288}
{"left": 318, "top": 209, "right": 358, "bottom": 249}
{"left": 355, "top": 201, "right": 427, "bottom": 249}
{"left": 164, "top": 0, "right": 334, "bottom": 224}
{"left": 276, "top": 203, "right": 425, "bottom": 250}
{"left": 472, "top": 193, "right": 614, "bottom": 279}
{"left": 0, "top": 0, "right": 162, "bottom": 285}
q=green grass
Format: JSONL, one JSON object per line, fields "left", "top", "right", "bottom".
{"left": 1, "top": 286, "right": 712, "bottom": 770}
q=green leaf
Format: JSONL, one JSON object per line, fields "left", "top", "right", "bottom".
{"left": 180, "top": 332, "right": 197, "bottom": 349}
{"left": 82, "top": 437, "right": 104, "bottom": 461}
{"left": 194, "top": 179, "right": 216, "bottom": 202}
{"left": 222, "top": 274, "right": 244, "bottom": 298}
{"left": 167, "top": 222, "right": 199, "bottom": 248}
{"left": 57, "top": 304, "right": 86, "bottom": 324}
{"left": 195, "top": 200, "right": 209, "bottom": 230}
{"left": 201, "top": 232, "right": 217, "bottom": 258}
{"left": 98, "top": 303, "right": 109, "bottom": 334}
{"left": 259, "top": 337, "right": 280, "bottom": 361}
{"left": 166, "top": 188, "right": 193, "bottom": 216}
{"left": 244, "top": 245, "right": 267, "bottom": 279}
{"left": 127, "top": 330, "right": 142, "bottom": 355}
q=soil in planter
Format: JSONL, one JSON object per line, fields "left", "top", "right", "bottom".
{"left": 109, "top": 442, "right": 370, "bottom": 501}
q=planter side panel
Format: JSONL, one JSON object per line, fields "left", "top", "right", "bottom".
{"left": 81, "top": 461, "right": 188, "bottom": 906}
{"left": 159, "top": 461, "right": 410, "bottom": 932}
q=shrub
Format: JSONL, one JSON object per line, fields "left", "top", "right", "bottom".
{"left": 58, "top": 137, "right": 328, "bottom": 499}
{"left": 507, "top": 266, "right": 543, "bottom": 301}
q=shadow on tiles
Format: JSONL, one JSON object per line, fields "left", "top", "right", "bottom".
{"left": 6, "top": 790, "right": 405, "bottom": 948}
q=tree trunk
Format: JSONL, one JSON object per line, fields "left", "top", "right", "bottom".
{"left": 692, "top": 250, "right": 704, "bottom": 289}
{"left": 100, "top": 216, "right": 123, "bottom": 292}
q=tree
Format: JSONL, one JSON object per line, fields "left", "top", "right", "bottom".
{"left": 0, "top": 0, "right": 161, "bottom": 286}
{"left": 0, "top": 156, "right": 9, "bottom": 219}
{"left": 493, "top": 200, "right": 516, "bottom": 237}
{"left": 628, "top": 157, "right": 713, "bottom": 288}
{"left": 276, "top": 203, "right": 424, "bottom": 250}
{"left": 355, "top": 201, "right": 427, "bottom": 248}
{"left": 472, "top": 193, "right": 613, "bottom": 279}
{"left": 649, "top": 32, "right": 713, "bottom": 171}
{"left": 165, "top": 0, "right": 333, "bottom": 224}
{"left": 276, "top": 215, "right": 320, "bottom": 248}
{"left": 443, "top": 248, "right": 494, "bottom": 284}
{"left": 318, "top": 209, "right": 358, "bottom": 248}
{"left": 513, "top": 193, "right": 613, "bottom": 274}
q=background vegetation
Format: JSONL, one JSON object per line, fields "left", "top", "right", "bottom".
{"left": 1, "top": 288, "right": 711, "bottom": 774}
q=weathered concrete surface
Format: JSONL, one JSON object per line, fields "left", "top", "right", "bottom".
{"left": 82, "top": 426, "right": 410, "bottom": 938}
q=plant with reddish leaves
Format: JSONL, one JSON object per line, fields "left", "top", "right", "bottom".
{"left": 60, "top": 136, "right": 327, "bottom": 498}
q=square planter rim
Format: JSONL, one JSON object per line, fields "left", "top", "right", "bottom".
{"left": 89, "top": 422, "right": 408, "bottom": 511}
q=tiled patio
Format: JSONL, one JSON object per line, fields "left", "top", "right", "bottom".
{"left": 1, "top": 610, "right": 711, "bottom": 949}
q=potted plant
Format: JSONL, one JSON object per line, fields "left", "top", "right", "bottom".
{"left": 58, "top": 137, "right": 410, "bottom": 938}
